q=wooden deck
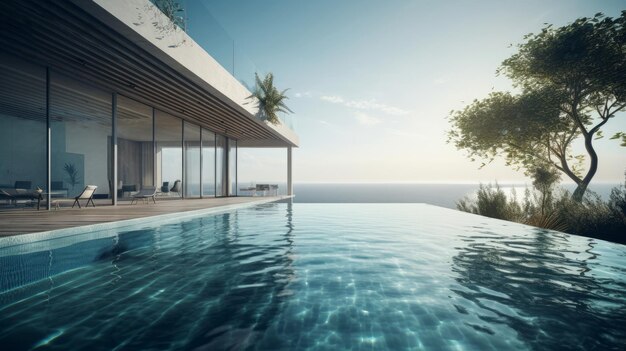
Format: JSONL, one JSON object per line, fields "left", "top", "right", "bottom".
{"left": 0, "top": 196, "right": 292, "bottom": 237}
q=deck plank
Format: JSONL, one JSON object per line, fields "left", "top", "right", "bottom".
{"left": 0, "top": 196, "right": 291, "bottom": 237}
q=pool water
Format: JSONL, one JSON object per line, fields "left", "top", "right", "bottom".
{"left": 0, "top": 203, "right": 625, "bottom": 350}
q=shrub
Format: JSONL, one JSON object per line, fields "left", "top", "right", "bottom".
{"left": 457, "top": 183, "right": 522, "bottom": 221}
{"left": 457, "top": 180, "right": 626, "bottom": 244}
{"left": 555, "top": 191, "right": 626, "bottom": 244}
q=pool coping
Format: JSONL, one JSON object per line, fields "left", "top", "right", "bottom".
{"left": 0, "top": 196, "right": 293, "bottom": 251}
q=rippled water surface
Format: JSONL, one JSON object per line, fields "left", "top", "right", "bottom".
{"left": 1, "top": 203, "right": 625, "bottom": 350}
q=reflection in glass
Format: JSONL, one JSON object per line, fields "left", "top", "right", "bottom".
{"left": 201, "top": 129, "right": 215, "bottom": 197}
{"left": 155, "top": 110, "right": 182, "bottom": 197}
{"left": 184, "top": 122, "right": 200, "bottom": 197}
{"left": 229, "top": 139, "right": 237, "bottom": 196}
{"left": 216, "top": 134, "right": 227, "bottom": 197}
{"left": 50, "top": 73, "right": 112, "bottom": 198}
{"left": 0, "top": 55, "right": 47, "bottom": 197}
{"left": 117, "top": 96, "right": 153, "bottom": 197}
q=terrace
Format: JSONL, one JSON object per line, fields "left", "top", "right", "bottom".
{"left": 0, "top": 195, "right": 292, "bottom": 237}
{"left": 0, "top": 0, "right": 297, "bottom": 216}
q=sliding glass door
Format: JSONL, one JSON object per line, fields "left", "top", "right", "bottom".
{"left": 0, "top": 56, "right": 47, "bottom": 195}
{"left": 201, "top": 129, "right": 215, "bottom": 197}
{"left": 116, "top": 96, "right": 153, "bottom": 198}
{"left": 184, "top": 122, "right": 201, "bottom": 198}
{"left": 50, "top": 72, "right": 112, "bottom": 199}
{"left": 215, "top": 134, "right": 227, "bottom": 197}
{"left": 155, "top": 110, "right": 182, "bottom": 197}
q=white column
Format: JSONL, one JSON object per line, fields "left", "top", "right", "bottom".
{"left": 287, "top": 146, "right": 293, "bottom": 196}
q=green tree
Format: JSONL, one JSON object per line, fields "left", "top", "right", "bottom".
{"left": 448, "top": 12, "right": 626, "bottom": 201}
{"left": 247, "top": 73, "right": 293, "bottom": 125}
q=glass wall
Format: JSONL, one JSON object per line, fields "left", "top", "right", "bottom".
{"left": 0, "top": 55, "right": 47, "bottom": 199}
{"left": 215, "top": 134, "right": 227, "bottom": 197}
{"left": 201, "top": 129, "right": 215, "bottom": 197}
{"left": 116, "top": 96, "right": 153, "bottom": 198}
{"left": 229, "top": 139, "right": 237, "bottom": 196}
{"left": 155, "top": 110, "right": 182, "bottom": 197}
{"left": 184, "top": 122, "right": 201, "bottom": 197}
{"left": 50, "top": 73, "right": 112, "bottom": 199}
{"left": 236, "top": 148, "right": 287, "bottom": 196}
{"left": 0, "top": 53, "right": 242, "bottom": 210}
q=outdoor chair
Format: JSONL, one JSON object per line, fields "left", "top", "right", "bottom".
{"left": 131, "top": 187, "right": 157, "bottom": 205}
{"left": 270, "top": 184, "right": 279, "bottom": 196}
{"left": 256, "top": 184, "right": 270, "bottom": 196}
{"left": 0, "top": 188, "right": 37, "bottom": 207}
{"left": 14, "top": 181, "right": 32, "bottom": 190}
{"left": 121, "top": 184, "right": 137, "bottom": 198}
{"left": 170, "top": 180, "right": 182, "bottom": 197}
{"left": 72, "top": 185, "right": 98, "bottom": 208}
{"left": 160, "top": 181, "right": 170, "bottom": 195}
{"left": 51, "top": 181, "right": 68, "bottom": 198}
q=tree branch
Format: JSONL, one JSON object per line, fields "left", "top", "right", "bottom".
{"left": 558, "top": 153, "right": 582, "bottom": 184}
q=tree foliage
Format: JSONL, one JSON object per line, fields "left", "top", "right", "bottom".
{"left": 247, "top": 73, "right": 293, "bottom": 125}
{"left": 449, "top": 12, "right": 626, "bottom": 201}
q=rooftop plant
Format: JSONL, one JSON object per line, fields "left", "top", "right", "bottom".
{"left": 247, "top": 73, "right": 293, "bottom": 125}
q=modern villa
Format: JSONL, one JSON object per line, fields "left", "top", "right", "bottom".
{"left": 0, "top": 0, "right": 298, "bottom": 211}
{"left": 1, "top": 2, "right": 625, "bottom": 350}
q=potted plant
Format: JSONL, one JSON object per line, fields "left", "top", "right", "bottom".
{"left": 64, "top": 163, "right": 80, "bottom": 191}
{"left": 247, "top": 73, "right": 292, "bottom": 125}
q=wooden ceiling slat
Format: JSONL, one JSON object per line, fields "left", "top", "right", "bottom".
{"left": 49, "top": 1, "right": 274, "bottom": 140}
{"left": 0, "top": 0, "right": 285, "bottom": 143}
{"left": 0, "top": 20, "right": 260, "bottom": 139}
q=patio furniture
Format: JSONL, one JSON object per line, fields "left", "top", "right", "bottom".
{"left": 239, "top": 186, "right": 256, "bottom": 196}
{"left": 131, "top": 186, "right": 157, "bottom": 204}
{"left": 270, "top": 184, "right": 279, "bottom": 196}
{"left": 256, "top": 184, "right": 270, "bottom": 196}
{"left": 72, "top": 185, "right": 98, "bottom": 208}
{"left": 51, "top": 181, "right": 68, "bottom": 198}
{"left": 14, "top": 181, "right": 32, "bottom": 190}
{"left": 121, "top": 184, "right": 137, "bottom": 198}
{"left": 170, "top": 180, "right": 182, "bottom": 197}
{"left": 160, "top": 181, "right": 170, "bottom": 195}
{"left": 0, "top": 188, "right": 38, "bottom": 207}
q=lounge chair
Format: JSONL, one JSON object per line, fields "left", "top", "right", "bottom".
{"left": 170, "top": 180, "right": 182, "bottom": 197}
{"left": 160, "top": 181, "right": 170, "bottom": 195}
{"left": 0, "top": 188, "right": 38, "bottom": 207}
{"left": 14, "top": 181, "right": 32, "bottom": 190}
{"left": 131, "top": 187, "right": 157, "bottom": 204}
{"left": 72, "top": 185, "right": 98, "bottom": 208}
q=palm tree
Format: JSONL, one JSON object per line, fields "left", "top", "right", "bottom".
{"left": 247, "top": 73, "right": 292, "bottom": 125}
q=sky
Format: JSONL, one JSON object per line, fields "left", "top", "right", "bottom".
{"left": 199, "top": 0, "right": 625, "bottom": 184}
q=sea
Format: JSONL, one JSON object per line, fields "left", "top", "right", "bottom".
{"left": 284, "top": 183, "right": 622, "bottom": 209}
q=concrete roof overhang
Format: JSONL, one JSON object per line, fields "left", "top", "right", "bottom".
{"left": 0, "top": 0, "right": 298, "bottom": 148}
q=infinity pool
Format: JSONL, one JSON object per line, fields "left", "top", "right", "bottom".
{"left": 0, "top": 203, "right": 625, "bottom": 350}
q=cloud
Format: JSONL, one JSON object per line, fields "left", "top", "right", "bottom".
{"left": 320, "top": 95, "right": 344, "bottom": 104}
{"left": 433, "top": 77, "right": 448, "bottom": 85}
{"left": 320, "top": 95, "right": 409, "bottom": 116}
{"left": 294, "top": 91, "right": 312, "bottom": 98}
{"left": 355, "top": 112, "right": 381, "bottom": 126}
{"left": 386, "top": 128, "right": 422, "bottom": 138}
